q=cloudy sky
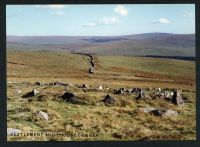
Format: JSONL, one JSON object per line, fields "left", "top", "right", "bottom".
{"left": 6, "top": 4, "right": 195, "bottom": 36}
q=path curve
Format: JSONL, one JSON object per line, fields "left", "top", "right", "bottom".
{"left": 73, "top": 52, "right": 95, "bottom": 74}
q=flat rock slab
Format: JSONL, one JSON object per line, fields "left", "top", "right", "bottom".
{"left": 162, "top": 109, "right": 179, "bottom": 117}
{"left": 139, "top": 107, "right": 179, "bottom": 117}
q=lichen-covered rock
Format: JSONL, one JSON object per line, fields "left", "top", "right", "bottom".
{"left": 171, "top": 90, "right": 184, "bottom": 106}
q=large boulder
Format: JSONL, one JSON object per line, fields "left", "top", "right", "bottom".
{"left": 171, "top": 90, "right": 184, "bottom": 106}
{"left": 22, "top": 89, "right": 39, "bottom": 98}
{"left": 61, "top": 92, "right": 82, "bottom": 104}
{"left": 102, "top": 94, "right": 115, "bottom": 106}
{"left": 136, "top": 90, "right": 145, "bottom": 100}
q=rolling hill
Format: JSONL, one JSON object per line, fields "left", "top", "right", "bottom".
{"left": 7, "top": 33, "right": 195, "bottom": 57}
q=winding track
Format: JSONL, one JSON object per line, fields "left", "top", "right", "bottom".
{"left": 72, "top": 53, "right": 95, "bottom": 74}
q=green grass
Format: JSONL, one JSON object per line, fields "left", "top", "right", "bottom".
{"left": 97, "top": 55, "right": 195, "bottom": 78}
{"left": 7, "top": 50, "right": 196, "bottom": 141}
{"left": 7, "top": 50, "right": 90, "bottom": 78}
{"left": 7, "top": 84, "right": 196, "bottom": 141}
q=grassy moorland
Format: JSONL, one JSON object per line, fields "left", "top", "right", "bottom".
{"left": 7, "top": 50, "right": 196, "bottom": 141}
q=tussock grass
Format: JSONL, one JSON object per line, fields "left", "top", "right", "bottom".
{"left": 7, "top": 50, "right": 196, "bottom": 141}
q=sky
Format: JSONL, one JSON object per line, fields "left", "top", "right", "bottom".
{"left": 6, "top": 4, "right": 195, "bottom": 36}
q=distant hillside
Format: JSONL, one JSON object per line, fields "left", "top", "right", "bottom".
{"left": 7, "top": 33, "right": 195, "bottom": 57}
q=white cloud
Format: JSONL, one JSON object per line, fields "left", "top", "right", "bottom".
{"left": 153, "top": 18, "right": 171, "bottom": 24}
{"left": 83, "top": 17, "right": 120, "bottom": 27}
{"left": 114, "top": 5, "right": 128, "bottom": 16}
{"left": 47, "top": 5, "right": 65, "bottom": 9}
{"left": 184, "top": 11, "right": 193, "bottom": 18}
{"left": 50, "top": 10, "right": 64, "bottom": 16}
{"left": 35, "top": 5, "right": 66, "bottom": 9}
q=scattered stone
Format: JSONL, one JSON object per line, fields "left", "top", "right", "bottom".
{"left": 150, "top": 109, "right": 166, "bottom": 116}
{"left": 158, "top": 92, "right": 165, "bottom": 99}
{"left": 62, "top": 92, "right": 82, "bottom": 104}
{"left": 36, "top": 111, "right": 49, "bottom": 121}
{"left": 46, "top": 81, "right": 68, "bottom": 86}
{"left": 125, "top": 89, "right": 132, "bottom": 93}
{"left": 158, "top": 88, "right": 161, "bottom": 92}
{"left": 35, "top": 82, "right": 41, "bottom": 86}
{"left": 59, "top": 82, "right": 68, "bottom": 86}
{"left": 114, "top": 89, "right": 123, "bottom": 94}
{"left": 7, "top": 128, "right": 21, "bottom": 136}
{"left": 131, "top": 88, "right": 141, "bottom": 93}
{"left": 164, "top": 91, "right": 171, "bottom": 98}
{"left": 120, "top": 88, "right": 125, "bottom": 91}
{"left": 171, "top": 90, "right": 184, "bottom": 106}
{"left": 98, "top": 85, "right": 103, "bottom": 90}
{"left": 136, "top": 90, "right": 145, "bottom": 100}
{"left": 22, "top": 89, "right": 39, "bottom": 98}
{"left": 33, "top": 89, "right": 39, "bottom": 95}
{"left": 162, "top": 109, "right": 179, "bottom": 117}
{"left": 82, "top": 84, "right": 88, "bottom": 88}
{"left": 140, "top": 107, "right": 179, "bottom": 117}
{"left": 102, "top": 94, "right": 115, "bottom": 106}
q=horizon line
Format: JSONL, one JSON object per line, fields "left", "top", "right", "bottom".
{"left": 6, "top": 32, "right": 195, "bottom": 37}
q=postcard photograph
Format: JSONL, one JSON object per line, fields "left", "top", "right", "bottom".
{"left": 6, "top": 4, "right": 196, "bottom": 141}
